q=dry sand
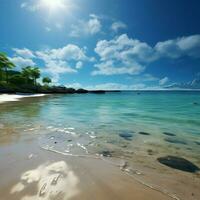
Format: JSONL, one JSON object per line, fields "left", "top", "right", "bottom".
{"left": 0, "top": 94, "right": 47, "bottom": 104}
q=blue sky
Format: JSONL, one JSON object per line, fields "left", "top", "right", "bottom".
{"left": 1, "top": 0, "right": 200, "bottom": 90}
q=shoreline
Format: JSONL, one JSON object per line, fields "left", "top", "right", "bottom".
{"left": 0, "top": 94, "right": 47, "bottom": 104}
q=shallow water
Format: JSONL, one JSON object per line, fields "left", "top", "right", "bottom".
{"left": 0, "top": 91, "right": 200, "bottom": 200}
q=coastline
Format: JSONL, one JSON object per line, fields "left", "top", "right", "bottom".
{"left": 0, "top": 94, "right": 47, "bottom": 104}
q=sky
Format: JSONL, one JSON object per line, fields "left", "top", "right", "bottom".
{"left": 1, "top": 0, "right": 200, "bottom": 90}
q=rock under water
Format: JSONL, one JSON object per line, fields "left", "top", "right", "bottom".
{"left": 195, "top": 141, "right": 200, "bottom": 145}
{"left": 163, "top": 132, "right": 176, "bottom": 136}
{"left": 119, "top": 132, "right": 133, "bottom": 140}
{"left": 138, "top": 132, "right": 150, "bottom": 136}
{"left": 157, "top": 156, "right": 199, "bottom": 173}
{"left": 164, "top": 138, "right": 187, "bottom": 145}
{"left": 99, "top": 150, "right": 113, "bottom": 157}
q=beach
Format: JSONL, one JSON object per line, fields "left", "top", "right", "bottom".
{"left": 0, "top": 94, "right": 47, "bottom": 104}
{"left": 0, "top": 92, "right": 200, "bottom": 200}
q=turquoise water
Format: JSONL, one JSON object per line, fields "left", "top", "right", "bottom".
{"left": 1, "top": 91, "right": 200, "bottom": 133}
{"left": 0, "top": 91, "right": 200, "bottom": 159}
{"left": 1, "top": 91, "right": 200, "bottom": 199}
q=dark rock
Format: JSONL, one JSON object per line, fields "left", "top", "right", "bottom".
{"left": 163, "top": 132, "right": 176, "bottom": 136}
{"left": 147, "top": 149, "right": 154, "bottom": 155}
{"left": 99, "top": 150, "right": 113, "bottom": 157}
{"left": 157, "top": 156, "right": 199, "bottom": 173}
{"left": 138, "top": 132, "right": 150, "bottom": 136}
{"left": 193, "top": 102, "right": 199, "bottom": 105}
{"left": 54, "top": 141, "right": 57, "bottom": 144}
{"left": 119, "top": 132, "right": 133, "bottom": 141}
{"left": 164, "top": 138, "right": 187, "bottom": 145}
{"left": 195, "top": 141, "right": 200, "bottom": 145}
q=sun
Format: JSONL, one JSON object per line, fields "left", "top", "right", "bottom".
{"left": 39, "top": 0, "right": 68, "bottom": 14}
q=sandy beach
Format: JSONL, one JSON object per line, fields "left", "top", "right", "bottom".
{"left": 0, "top": 94, "right": 47, "bottom": 104}
{"left": 0, "top": 130, "right": 172, "bottom": 200}
{"left": 0, "top": 92, "right": 200, "bottom": 200}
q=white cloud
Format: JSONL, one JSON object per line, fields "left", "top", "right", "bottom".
{"left": 92, "top": 60, "right": 144, "bottom": 75}
{"left": 35, "top": 44, "right": 90, "bottom": 82}
{"left": 111, "top": 21, "right": 127, "bottom": 32}
{"left": 85, "top": 83, "right": 146, "bottom": 90}
{"left": 70, "top": 15, "right": 102, "bottom": 37}
{"left": 93, "top": 34, "right": 153, "bottom": 75}
{"left": 9, "top": 56, "right": 36, "bottom": 68}
{"left": 43, "top": 60, "right": 77, "bottom": 83}
{"left": 93, "top": 34, "right": 200, "bottom": 76}
{"left": 159, "top": 77, "right": 169, "bottom": 85}
{"left": 155, "top": 35, "right": 200, "bottom": 58}
{"left": 36, "top": 44, "right": 88, "bottom": 61}
{"left": 65, "top": 83, "right": 82, "bottom": 89}
{"left": 13, "top": 48, "right": 35, "bottom": 59}
{"left": 63, "top": 82, "right": 168, "bottom": 90}
{"left": 143, "top": 74, "right": 159, "bottom": 81}
{"left": 75, "top": 61, "right": 83, "bottom": 69}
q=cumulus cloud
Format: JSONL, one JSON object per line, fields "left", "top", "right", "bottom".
{"left": 36, "top": 44, "right": 88, "bottom": 61}
{"left": 93, "top": 34, "right": 154, "bottom": 75}
{"left": 9, "top": 44, "right": 91, "bottom": 82}
{"left": 70, "top": 14, "right": 102, "bottom": 37}
{"left": 75, "top": 61, "right": 83, "bottom": 69}
{"left": 93, "top": 34, "right": 200, "bottom": 76}
{"left": 85, "top": 83, "right": 146, "bottom": 90}
{"left": 159, "top": 77, "right": 169, "bottom": 85}
{"left": 65, "top": 83, "right": 82, "bottom": 89}
{"left": 155, "top": 35, "right": 200, "bottom": 58}
{"left": 111, "top": 21, "right": 127, "bottom": 32}
{"left": 43, "top": 60, "right": 77, "bottom": 83}
{"left": 35, "top": 44, "right": 89, "bottom": 81}
{"left": 92, "top": 60, "right": 144, "bottom": 75}
{"left": 9, "top": 56, "right": 36, "bottom": 68}
{"left": 13, "top": 48, "right": 35, "bottom": 59}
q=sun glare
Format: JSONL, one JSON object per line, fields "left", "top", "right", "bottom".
{"left": 39, "top": 0, "right": 68, "bottom": 14}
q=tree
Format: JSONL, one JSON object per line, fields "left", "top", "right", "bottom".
{"left": 31, "top": 67, "right": 40, "bottom": 86}
{"left": 21, "top": 66, "right": 32, "bottom": 84}
{"left": 0, "top": 52, "right": 15, "bottom": 83}
{"left": 9, "top": 74, "right": 26, "bottom": 85}
{"left": 42, "top": 77, "right": 52, "bottom": 85}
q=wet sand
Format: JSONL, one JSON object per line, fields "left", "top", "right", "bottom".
{"left": 0, "top": 132, "right": 172, "bottom": 200}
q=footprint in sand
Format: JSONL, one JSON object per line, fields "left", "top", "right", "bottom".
{"left": 10, "top": 161, "right": 79, "bottom": 200}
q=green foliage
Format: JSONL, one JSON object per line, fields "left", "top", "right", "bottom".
{"left": 9, "top": 74, "right": 26, "bottom": 85}
{"left": 0, "top": 52, "right": 15, "bottom": 83}
{"left": 22, "top": 66, "right": 41, "bottom": 85}
{"left": 42, "top": 77, "right": 52, "bottom": 85}
{"left": 0, "top": 51, "right": 86, "bottom": 94}
{"left": 31, "top": 67, "right": 40, "bottom": 85}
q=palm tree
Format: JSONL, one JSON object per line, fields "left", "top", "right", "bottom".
{"left": 42, "top": 77, "right": 52, "bottom": 85}
{"left": 0, "top": 53, "right": 5, "bottom": 82}
{"left": 22, "top": 66, "right": 32, "bottom": 84}
{"left": 0, "top": 52, "right": 15, "bottom": 83}
{"left": 31, "top": 67, "right": 41, "bottom": 86}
